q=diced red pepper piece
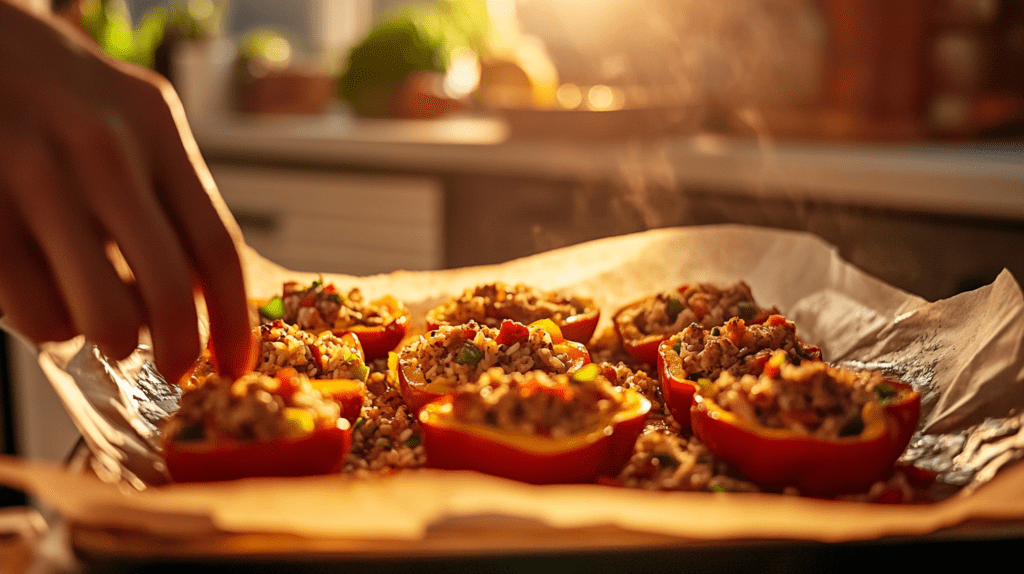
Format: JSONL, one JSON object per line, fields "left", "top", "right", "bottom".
{"left": 494, "top": 319, "right": 530, "bottom": 346}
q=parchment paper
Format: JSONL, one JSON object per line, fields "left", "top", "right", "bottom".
{"left": 3, "top": 225, "right": 1024, "bottom": 546}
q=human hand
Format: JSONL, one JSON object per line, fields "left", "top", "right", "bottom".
{"left": 0, "top": 1, "right": 254, "bottom": 383}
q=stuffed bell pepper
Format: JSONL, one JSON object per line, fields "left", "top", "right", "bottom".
{"left": 658, "top": 315, "right": 820, "bottom": 431}
{"left": 394, "top": 318, "right": 590, "bottom": 414}
{"left": 418, "top": 365, "right": 650, "bottom": 484}
{"left": 691, "top": 353, "right": 920, "bottom": 496}
{"left": 257, "top": 279, "right": 410, "bottom": 361}
{"left": 162, "top": 369, "right": 353, "bottom": 482}
{"left": 613, "top": 282, "right": 778, "bottom": 366}
{"left": 185, "top": 321, "right": 369, "bottom": 423}
{"left": 426, "top": 282, "right": 600, "bottom": 344}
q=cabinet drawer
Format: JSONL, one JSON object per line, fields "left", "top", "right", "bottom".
{"left": 210, "top": 164, "right": 443, "bottom": 275}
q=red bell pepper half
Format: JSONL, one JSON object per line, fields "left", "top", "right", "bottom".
{"left": 395, "top": 320, "right": 591, "bottom": 414}
{"left": 556, "top": 308, "right": 600, "bottom": 345}
{"left": 163, "top": 423, "right": 351, "bottom": 483}
{"left": 612, "top": 294, "right": 677, "bottom": 366}
{"left": 334, "top": 295, "right": 410, "bottom": 362}
{"left": 425, "top": 291, "right": 600, "bottom": 345}
{"left": 418, "top": 389, "right": 650, "bottom": 484}
{"left": 690, "top": 379, "right": 920, "bottom": 496}
{"left": 613, "top": 286, "right": 780, "bottom": 366}
{"left": 657, "top": 338, "right": 701, "bottom": 433}
{"left": 163, "top": 368, "right": 354, "bottom": 482}
{"left": 656, "top": 316, "right": 821, "bottom": 432}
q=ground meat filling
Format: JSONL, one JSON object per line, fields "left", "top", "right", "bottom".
{"left": 449, "top": 368, "right": 627, "bottom": 439}
{"left": 164, "top": 372, "right": 342, "bottom": 444}
{"left": 257, "top": 321, "right": 368, "bottom": 381}
{"left": 273, "top": 280, "right": 401, "bottom": 331}
{"left": 705, "top": 360, "right": 892, "bottom": 439}
{"left": 345, "top": 368, "right": 426, "bottom": 475}
{"left": 184, "top": 321, "right": 369, "bottom": 389}
{"left": 662, "top": 315, "right": 820, "bottom": 382}
{"left": 401, "top": 321, "right": 576, "bottom": 391}
{"left": 428, "top": 282, "right": 594, "bottom": 329}
{"left": 599, "top": 362, "right": 667, "bottom": 427}
{"left": 619, "top": 282, "right": 778, "bottom": 338}
{"left": 615, "top": 431, "right": 760, "bottom": 492}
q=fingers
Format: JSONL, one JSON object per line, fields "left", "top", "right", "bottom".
{"left": 0, "top": 136, "right": 143, "bottom": 360}
{"left": 141, "top": 84, "right": 255, "bottom": 378}
{"left": 51, "top": 90, "right": 202, "bottom": 383}
{"left": 0, "top": 187, "right": 75, "bottom": 344}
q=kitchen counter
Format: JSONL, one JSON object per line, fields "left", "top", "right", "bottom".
{"left": 193, "top": 112, "right": 1024, "bottom": 221}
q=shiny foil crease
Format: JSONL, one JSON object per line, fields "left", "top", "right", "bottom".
{"left": 10, "top": 226, "right": 1024, "bottom": 497}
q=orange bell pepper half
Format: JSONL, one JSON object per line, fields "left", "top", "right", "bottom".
{"left": 418, "top": 389, "right": 650, "bottom": 484}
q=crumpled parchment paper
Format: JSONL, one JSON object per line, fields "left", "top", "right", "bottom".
{"left": 2, "top": 225, "right": 1023, "bottom": 546}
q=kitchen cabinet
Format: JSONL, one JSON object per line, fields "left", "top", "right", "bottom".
{"left": 209, "top": 165, "right": 443, "bottom": 276}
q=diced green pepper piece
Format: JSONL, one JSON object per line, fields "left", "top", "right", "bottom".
{"left": 259, "top": 296, "right": 286, "bottom": 320}
{"left": 455, "top": 342, "right": 483, "bottom": 365}
{"left": 672, "top": 341, "right": 682, "bottom": 354}
{"left": 327, "top": 293, "right": 342, "bottom": 304}
{"left": 353, "top": 416, "right": 366, "bottom": 430}
{"left": 404, "top": 434, "right": 422, "bottom": 448}
{"left": 666, "top": 297, "right": 684, "bottom": 323}
{"left": 353, "top": 364, "right": 370, "bottom": 382}
{"left": 710, "top": 327, "right": 721, "bottom": 337}
{"left": 737, "top": 301, "right": 757, "bottom": 320}
{"left": 875, "top": 383, "right": 898, "bottom": 403}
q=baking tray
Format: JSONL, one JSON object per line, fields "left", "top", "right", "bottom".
{"left": 5, "top": 225, "right": 1024, "bottom": 572}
